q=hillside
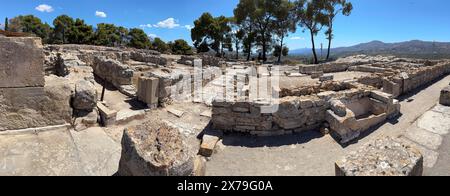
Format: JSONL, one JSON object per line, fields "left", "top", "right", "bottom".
{"left": 291, "top": 40, "right": 450, "bottom": 59}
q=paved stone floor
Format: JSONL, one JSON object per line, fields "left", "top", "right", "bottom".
{"left": 206, "top": 75, "right": 450, "bottom": 176}
{"left": 0, "top": 127, "right": 121, "bottom": 176}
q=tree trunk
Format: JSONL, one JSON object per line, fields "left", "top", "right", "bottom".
{"left": 278, "top": 36, "right": 284, "bottom": 63}
{"left": 247, "top": 42, "right": 252, "bottom": 61}
{"left": 235, "top": 40, "right": 239, "bottom": 59}
{"left": 326, "top": 36, "right": 332, "bottom": 61}
{"left": 262, "top": 34, "right": 267, "bottom": 62}
{"left": 326, "top": 24, "right": 333, "bottom": 61}
{"left": 310, "top": 30, "right": 318, "bottom": 64}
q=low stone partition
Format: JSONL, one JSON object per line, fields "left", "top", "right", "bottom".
{"left": 178, "top": 55, "right": 224, "bottom": 67}
{"left": 280, "top": 81, "right": 358, "bottom": 97}
{"left": 326, "top": 91, "right": 400, "bottom": 143}
{"left": 299, "top": 62, "right": 350, "bottom": 74}
{"left": 130, "top": 51, "right": 168, "bottom": 66}
{"left": 93, "top": 56, "right": 134, "bottom": 88}
{"left": 348, "top": 64, "right": 387, "bottom": 73}
{"left": 335, "top": 137, "right": 423, "bottom": 176}
{"left": 383, "top": 62, "right": 450, "bottom": 97}
{"left": 211, "top": 82, "right": 384, "bottom": 137}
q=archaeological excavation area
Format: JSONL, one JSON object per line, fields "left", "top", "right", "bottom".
{"left": 1, "top": 35, "right": 450, "bottom": 176}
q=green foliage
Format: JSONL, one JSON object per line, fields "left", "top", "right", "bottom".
{"left": 170, "top": 39, "right": 193, "bottom": 55}
{"left": 53, "top": 15, "right": 74, "bottom": 44}
{"left": 273, "top": 45, "right": 289, "bottom": 57}
{"left": 294, "top": 0, "right": 329, "bottom": 64}
{"left": 128, "top": 28, "right": 151, "bottom": 49}
{"left": 8, "top": 15, "right": 52, "bottom": 43}
{"left": 152, "top": 37, "right": 170, "bottom": 53}
{"left": 67, "top": 19, "right": 94, "bottom": 44}
{"left": 191, "top": 12, "right": 232, "bottom": 56}
{"left": 94, "top": 23, "right": 123, "bottom": 47}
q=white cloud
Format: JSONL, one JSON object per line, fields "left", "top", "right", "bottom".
{"left": 154, "top": 18, "right": 180, "bottom": 29}
{"left": 290, "top": 36, "right": 305, "bottom": 40}
{"left": 139, "top": 24, "right": 153, "bottom": 29}
{"left": 95, "top": 11, "right": 107, "bottom": 18}
{"left": 35, "top": 4, "right": 54, "bottom": 13}
{"left": 148, "top": 34, "right": 157, "bottom": 39}
{"left": 140, "top": 18, "right": 191, "bottom": 30}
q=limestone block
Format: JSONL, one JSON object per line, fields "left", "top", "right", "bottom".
{"left": 0, "top": 37, "right": 45, "bottom": 88}
{"left": 335, "top": 137, "right": 423, "bottom": 176}
{"left": 440, "top": 86, "right": 450, "bottom": 106}
{"left": 97, "top": 102, "right": 117, "bottom": 126}
{"left": 137, "top": 76, "right": 159, "bottom": 107}
{"left": 0, "top": 76, "right": 72, "bottom": 131}
{"left": 73, "top": 80, "right": 98, "bottom": 111}
{"left": 199, "top": 132, "right": 221, "bottom": 157}
{"left": 370, "top": 90, "right": 394, "bottom": 104}
{"left": 117, "top": 121, "right": 195, "bottom": 176}
{"left": 319, "top": 74, "right": 334, "bottom": 82}
{"left": 311, "top": 71, "right": 324, "bottom": 79}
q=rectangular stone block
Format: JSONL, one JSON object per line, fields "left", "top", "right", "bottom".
{"left": 137, "top": 76, "right": 159, "bottom": 107}
{"left": 440, "top": 86, "right": 450, "bottom": 106}
{"left": 0, "top": 37, "right": 45, "bottom": 88}
{"left": 97, "top": 102, "right": 117, "bottom": 126}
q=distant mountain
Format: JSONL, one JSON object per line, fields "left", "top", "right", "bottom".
{"left": 290, "top": 40, "right": 450, "bottom": 59}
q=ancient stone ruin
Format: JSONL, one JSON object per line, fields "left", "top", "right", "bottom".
{"left": 1, "top": 34, "right": 450, "bottom": 176}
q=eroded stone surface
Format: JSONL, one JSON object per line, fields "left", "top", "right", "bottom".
{"left": 0, "top": 37, "right": 44, "bottom": 88}
{"left": 336, "top": 136, "right": 423, "bottom": 176}
{"left": 117, "top": 120, "right": 196, "bottom": 176}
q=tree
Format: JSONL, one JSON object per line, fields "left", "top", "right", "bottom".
{"left": 8, "top": 15, "right": 52, "bottom": 43}
{"left": 53, "top": 15, "right": 75, "bottom": 44}
{"left": 152, "top": 38, "right": 169, "bottom": 53}
{"left": 170, "top": 39, "right": 193, "bottom": 55}
{"left": 294, "top": 0, "right": 328, "bottom": 64}
{"left": 94, "top": 23, "right": 121, "bottom": 47}
{"left": 234, "top": 0, "right": 279, "bottom": 62}
{"left": 68, "top": 19, "right": 94, "bottom": 44}
{"left": 273, "top": 0, "right": 296, "bottom": 63}
{"left": 4, "top": 17, "right": 8, "bottom": 31}
{"left": 191, "top": 13, "right": 232, "bottom": 57}
{"left": 273, "top": 45, "right": 289, "bottom": 59}
{"left": 117, "top": 26, "right": 129, "bottom": 46}
{"left": 323, "top": 0, "right": 353, "bottom": 60}
{"left": 128, "top": 28, "right": 151, "bottom": 49}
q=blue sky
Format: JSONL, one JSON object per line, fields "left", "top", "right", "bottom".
{"left": 0, "top": 0, "right": 449, "bottom": 49}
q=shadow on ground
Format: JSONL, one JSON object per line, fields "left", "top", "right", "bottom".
{"left": 219, "top": 130, "right": 324, "bottom": 148}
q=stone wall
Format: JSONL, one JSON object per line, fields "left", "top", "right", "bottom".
{"left": 0, "top": 78, "right": 72, "bottom": 131}
{"left": 0, "top": 37, "right": 73, "bottom": 131}
{"left": 130, "top": 51, "right": 168, "bottom": 66}
{"left": 93, "top": 56, "right": 134, "bottom": 88}
{"left": 299, "top": 63, "right": 350, "bottom": 74}
{"left": 383, "top": 62, "right": 450, "bottom": 97}
{"left": 212, "top": 83, "right": 375, "bottom": 136}
{"left": 178, "top": 55, "right": 223, "bottom": 67}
